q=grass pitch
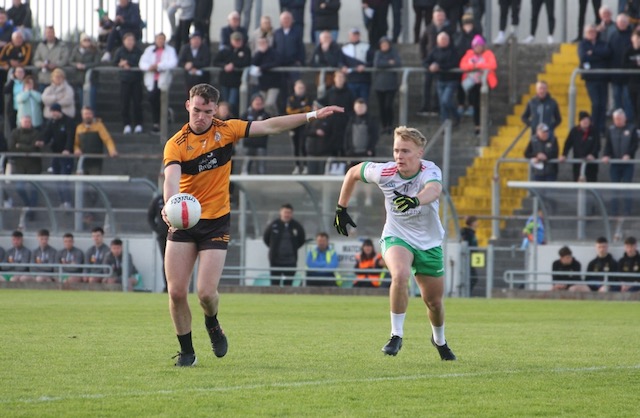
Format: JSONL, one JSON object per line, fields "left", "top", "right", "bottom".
{"left": 1, "top": 289, "right": 638, "bottom": 417}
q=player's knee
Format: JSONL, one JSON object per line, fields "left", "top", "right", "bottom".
{"left": 390, "top": 270, "right": 411, "bottom": 287}
{"left": 197, "top": 290, "right": 218, "bottom": 307}
{"left": 425, "top": 296, "right": 443, "bottom": 312}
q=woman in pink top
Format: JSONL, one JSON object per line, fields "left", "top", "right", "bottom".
{"left": 459, "top": 35, "right": 497, "bottom": 136}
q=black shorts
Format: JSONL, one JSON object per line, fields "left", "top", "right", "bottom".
{"left": 168, "top": 213, "right": 230, "bottom": 251}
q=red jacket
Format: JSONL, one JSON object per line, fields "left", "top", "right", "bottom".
{"left": 459, "top": 48, "right": 498, "bottom": 89}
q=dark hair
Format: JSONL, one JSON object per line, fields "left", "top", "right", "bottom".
{"left": 360, "top": 239, "right": 376, "bottom": 261}
{"left": 63, "top": 232, "right": 74, "bottom": 239}
{"left": 558, "top": 246, "right": 572, "bottom": 257}
{"left": 354, "top": 98, "right": 367, "bottom": 105}
{"left": 465, "top": 215, "right": 478, "bottom": 227}
{"left": 12, "top": 230, "right": 23, "bottom": 238}
{"left": 91, "top": 226, "right": 104, "bottom": 234}
{"left": 281, "top": 203, "right": 293, "bottom": 210}
{"left": 111, "top": 238, "right": 123, "bottom": 246}
{"left": 624, "top": 236, "right": 637, "bottom": 245}
{"left": 595, "top": 236, "right": 608, "bottom": 244}
{"left": 316, "top": 232, "right": 329, "bottom": 240}
{"left": 122, "top": 32, "right": 136, "bottom": 41}
{"left": 189, "top": 83, "right": 220, "bottom": 104}
{"left": 37, "top": 229, "right": 50, "bottom": 237}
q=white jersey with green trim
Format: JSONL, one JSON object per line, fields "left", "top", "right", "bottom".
{"left": 361, "top": 160, "right": 445, "bottom": 251}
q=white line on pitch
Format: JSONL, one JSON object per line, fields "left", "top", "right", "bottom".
{"left": 1, "top": 364, "right": 639, "bottom": 405}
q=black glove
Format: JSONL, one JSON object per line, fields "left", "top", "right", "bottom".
{"left": 334, "top": 205, "right": 357, "bottom": 236}
{"left": 393, "top": 191, "right": 420, "bottom": 212}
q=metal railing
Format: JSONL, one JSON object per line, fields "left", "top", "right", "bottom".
{"left": 503, "top": 269, "right": 640, "bottom": 291}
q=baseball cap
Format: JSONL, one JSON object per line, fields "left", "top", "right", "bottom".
{"left": 50, "top": 103, "right": 62, "bottom": 112}
{"left": 189, "top": 31, "right": 202, "bottom": 39}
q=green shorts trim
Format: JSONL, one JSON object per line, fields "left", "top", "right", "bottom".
{"left": 379, "top": 237, "right": 444, "bottom": 277}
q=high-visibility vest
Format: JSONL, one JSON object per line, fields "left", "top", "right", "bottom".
{"left": 354, "top": 254, "right": 383, "bottom": 287}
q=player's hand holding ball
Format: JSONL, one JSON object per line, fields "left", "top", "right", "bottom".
{"left": 163, "top": 193, "right": 201, "bottom": 230}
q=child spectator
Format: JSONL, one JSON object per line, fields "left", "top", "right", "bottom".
{"left": 286, "top": 79, "right": 312, "bottom": 174}
{"left": 520, "top": 209, "right": 545, "bottom": 249}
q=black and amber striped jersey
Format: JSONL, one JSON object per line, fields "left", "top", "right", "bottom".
{"left": 164, "top": 118, "right": 250, "bottom": 219}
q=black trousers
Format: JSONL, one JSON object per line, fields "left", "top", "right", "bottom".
{"left": 498, "top": 0, "right": 522, "bottom": 31}
{"left": 577, "top": 0, "right": 602, "bottom": 39}
{"left": 120, "top": 80, "right": 143, "bottom": 126}
{"left": 412, "top": 4, "right": 434, "bottom": 43}
{"left": 530, "top": 0, "right": 556, "bottom": 36}
{"left": 376, "top": 90, "right": 396, "bottom": 129}
{"left": 148, "top": 81, "right": 161, "bottom": 125}
{"left": 270, "top": 265, "right": 296, "bottom": 286}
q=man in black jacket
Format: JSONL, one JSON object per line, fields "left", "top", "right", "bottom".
{"left": 521, "top": 80, "right": 562, "bottom": 136}
{"left": 178, "top": 31, "right": 210, "bottom": 93}
{"left": 263, "top": 203, "right": 307, "bottom": 286}
{"left": 559, "top": 111, "right": 600, "bottom": 182}
{"left": 43, "top": 103, "right": 75, "bottom": 207}
{"left": 424, "top": 32, "right": 460, "bottom": 126}
{"left": 213, "top": 31, "right": 251, "bottom": 117}
{"left": 112, "top": 32, "right": 143, "bottom": 134}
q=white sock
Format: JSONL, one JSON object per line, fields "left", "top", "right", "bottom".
{"left": 431, "top": 324, "right": 446, "bottom": 346}
{"left": 390, "top": 312, "right": 405, "bottom": 337}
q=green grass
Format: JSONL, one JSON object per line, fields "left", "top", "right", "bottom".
{"left": 1, "top": 290, "right": 639, "bottom": 417}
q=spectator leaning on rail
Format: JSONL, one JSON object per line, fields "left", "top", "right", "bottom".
{"left": 601, "top": 108, "right": 638, "bottom": 217}
{"left": 578, "top": 23, "right": 611, "bottom": 136}
{"left": 586, "top": 236, "right": 618, "bottom": 292}
{"left": 33, "top": 26, "right": 70, "bottom": 90}
{"left": 559, "top": 111, "right": 600, "bottom": 182}
{"left": 74, "top": 106, "right": 118, "bottom": 175}
{"left": 69, "top": 33, "right": 101, "bottom": 113}
{"left": 521, "top": 80, "right": 561, "bottom": 136}
{"left": 524, "top": 123, "right": 559, "bottom": 182}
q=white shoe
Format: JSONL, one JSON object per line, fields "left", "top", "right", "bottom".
{"left": 134, "top": 124, "right": 143, "bottom": 134}
{"left": 547, "top": 35, "right": 554, "bottom": 44}
{"left": 60, "top": 202, "right": 72, "bottom": 210}
{"left": 101, "top": 52, "right": 111, "bottom": 62}
{"left": 523, "top": 35, "right": 535, "bottom": 44}
{"left": 301, "top": 166, "right": 308, "bottom": 175}
{"left": 123, "top": 125, "right": 132, "bottom": 134}
{"left": 493, "top": 31, "right": 506, "bottom": 44}
{"left": 510, "top": 25, "right": 519, "bottom": 36}
{"left": 3, "top": 198, "right": 12, "bottom": 208}
{"left": 292, "top": 166, "right": 300, "bottom": 175}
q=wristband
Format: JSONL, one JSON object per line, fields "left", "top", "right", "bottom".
{"left": 306, "top": 111, "right": 317, "bottom": 122}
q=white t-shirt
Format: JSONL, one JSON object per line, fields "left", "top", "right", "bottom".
{"left": 361, "top": 160, "right": 445, "bottom": 251}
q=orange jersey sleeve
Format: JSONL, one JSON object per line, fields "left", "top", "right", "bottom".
{"left": 164, "top": 118, "right": 250, "bottom": 219}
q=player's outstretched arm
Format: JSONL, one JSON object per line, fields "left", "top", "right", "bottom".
{"left": 248, "top": 105, "right": 344, "bottom": 136}
{"left": 334, "top": 163, "right": 363, "bottom": 236}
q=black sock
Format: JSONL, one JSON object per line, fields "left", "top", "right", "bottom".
{"left": 205, "top": 314, "right": 219, "bottom": 330}
{"left": 177, "top": 332, "right": 194, "bottom": 354}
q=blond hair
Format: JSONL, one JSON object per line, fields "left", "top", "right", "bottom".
{"left": 393, "top": 126, "right": 427, "bottom": 149}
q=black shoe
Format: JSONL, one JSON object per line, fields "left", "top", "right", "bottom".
{"left": 173, "top": 351, "right": 197, "bottom": 367}
{"left": 431, "top": 335, "right": 456, "bottom": 361}
{"left": 208, "top": 324, "right": 228, "bottom": 358}
{"left": 381, "top": 335, "right": 403, "bottom": 356}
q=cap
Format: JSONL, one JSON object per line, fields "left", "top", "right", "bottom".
{"left": 189, "top": 31, "right": 202, "bottom": 39}
{"left": 462, "top": 13, "right": 474, "bottom": 24}
{"left": 230, "top": 31, "right": 243, "bottom": 41}
{"left": 378, "top": 36, "right": 390, "bottom": 45}
{"left": 50, "top": 103, "right": 62, "bottom": 112}
{"left": 537, "top": 122, "right": 549, "bottom": 132}
{"left": 471, "top": 34, "right": 486, "bottom": 47}
{"left": 349, "top": 27, "right": 360, "bottom": 34}
{"left": 578, "top": 111, "right": 590, "bottom": 120}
